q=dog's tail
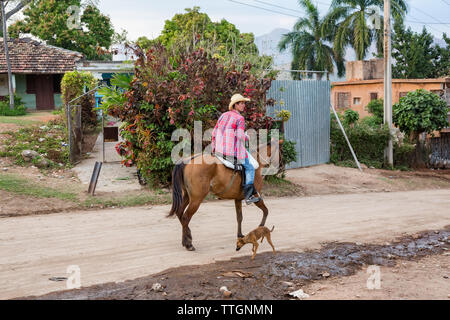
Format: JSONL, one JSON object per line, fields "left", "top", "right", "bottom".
{"left": 261, "top": 226, "right": 275, "bottom": 243}
{"left": 168, "top": 161, "right": 186, "bottom": 218}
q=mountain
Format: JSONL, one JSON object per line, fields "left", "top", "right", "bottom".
{"left": 255, "top": 28, "right": 292, "bottom": 66}
{"left": 255, "top": 28, "right": 378, "bottom": 81}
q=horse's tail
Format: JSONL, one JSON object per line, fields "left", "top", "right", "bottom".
{"left": 168, "top": 162, "right": 186, "bottom": 218}
{"left": 270, "top": 225, "right": 275, "bottom": 232}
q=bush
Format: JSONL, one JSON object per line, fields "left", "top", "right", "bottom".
{"left": 273, "top": 138, "right": 297, "bottom": 178}
{"left": 393, "top": 89, "right": 449, "bottom": 140}
{"left": 331, "top": 111, "right": 417, "bottom": 169}
{"left": 360, "top": 115, "right": 382, "bottom": 128}
{"left": 0, "top": 95, "right": 27, "bottom": 116}
{"left": 61, "top": 71, "right": 98, "bottom": 131}
{"left": 394, "top": 143, "right": 416, "bottom": 168}
{"left": 281, "top": 139, "right": 297, "bottom": 167}
{"left": 330, "top": 112, "right": 391, "bottom": 168}
{"left": 366, "top": 99, "right": 384, "bottom": 123}
{"left": 105, "top": 44, "right": 275, "bottom": 185}
{"left": 343, "top": 109, "right": 359, "bottom": 126}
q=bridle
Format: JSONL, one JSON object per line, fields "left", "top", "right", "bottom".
{"left": 257, "top": 141, "right": 280, "bottom": 168}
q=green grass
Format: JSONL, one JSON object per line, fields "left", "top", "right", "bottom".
{"left": 0, "top": 122, "right": 69, "bottom": 167}
{"left": 0, "top": 112, "right": 59, "bottom": 126}
{"left": 115, "top": 177, "right": 131, "bottom": 181}
{"left": 262, "top": 175, "right": 303, "bottom": 197}
{"left": 0, "top": 173, "right": 78, "bottom": 201}
{"left": 83, "top": 192, "right": 171, "bottom": 208}
{"left": 264, "top": 175, "right": 293, "bottom": 185}
{"left": 0, "top": 116, "right": 38, "bottom": 126}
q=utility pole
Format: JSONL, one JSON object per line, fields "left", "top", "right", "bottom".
{"left": 384, "top": 0, "right": 393, "bottom": 167}
{"left": 1, "top": 0, "right": 14, "bottom": 110}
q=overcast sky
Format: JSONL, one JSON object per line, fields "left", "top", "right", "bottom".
{"left": 97, "top": 0, "right": 450, "bottom": 40}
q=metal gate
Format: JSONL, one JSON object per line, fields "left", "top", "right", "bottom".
{"left": 267, "top": 80, "right": 331, "bottom": 169}
{"left": 430, "top": 132, "right": 450, "bottom": 168}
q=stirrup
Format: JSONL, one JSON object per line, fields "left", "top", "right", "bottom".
{"left": 245, "top": 195, "right": 261, "bottom": 205}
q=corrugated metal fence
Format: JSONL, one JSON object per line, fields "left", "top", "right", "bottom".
{"left": 267, "top": 80, "right": 331, "bottom": 169}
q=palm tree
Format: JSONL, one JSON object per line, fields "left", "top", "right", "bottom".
{"left": 325, "top": 0, "right": 408, "bottom": 61}
{"left": 278, "top": 0, "right": 344, "bottom": 80}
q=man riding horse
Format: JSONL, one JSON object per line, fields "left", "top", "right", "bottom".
{"left": 169, "top": 93, "right": 278, "bottom": 251}
{"left": 211, "top": 94, "right": 261, "bottom": 205}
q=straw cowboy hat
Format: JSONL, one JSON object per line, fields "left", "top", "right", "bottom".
{"left": 228, "top": 94, "right": 250, "bottom": 111}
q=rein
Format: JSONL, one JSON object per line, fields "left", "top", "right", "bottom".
{"left": 214, "top": 170, "right": 239, "bottom": 197}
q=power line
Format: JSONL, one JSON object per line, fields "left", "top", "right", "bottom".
{"left": 408, "top": 3, "right": 448, "bottom": 25}
{"left": 406, "top": 16, "right": 448, "bottom": 34}
{"left": 406, "top": 2, "right": 450, "bottom": 34}
{"left": 440, "top": 0, "right": 450, "bottom": 6}
{"left": 227, "top": 0, "right": 449, "bottom": 35}
{"left": 405, "top": 20, "right": 450, "bottom": 25}
{"left": 226, "top": 0, "right": 301, "bottom": 18}
{"left": 252, "top": 0, "right": 305, "bottom": 15}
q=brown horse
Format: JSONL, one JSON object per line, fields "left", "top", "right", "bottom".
{"left": 168, "top": 141, "right": 280, "bottom": 251}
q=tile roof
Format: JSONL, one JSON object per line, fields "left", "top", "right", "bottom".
{"left": 0, "top": 37, "right": 84, "bottom": 74}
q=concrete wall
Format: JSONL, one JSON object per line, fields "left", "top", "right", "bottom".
{"left": 346, "top": 59, "right": 384, "bottom": 81}
{"left": 15, "top": 74, "right": 36, "bottom": 109}
{"left": 332, "top": 80, "right": 447, "bottom": 117}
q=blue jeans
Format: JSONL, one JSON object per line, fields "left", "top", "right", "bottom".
{"left": 242, "top": 157, "right": 255, "bottom": 185}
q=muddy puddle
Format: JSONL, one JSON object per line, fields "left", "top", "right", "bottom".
{"left": 25, "top": 227, "right": 449, "bottom": 300}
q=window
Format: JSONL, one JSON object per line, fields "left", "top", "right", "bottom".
{"left": 370, "top": 92, "right": 378, "bottom": 101}
{"left": 26, "top": 75, "right": 36, "bottom": 94}
{"left": 53, "top": 74, "right": 63, "bottom": 94}
{"left": 336, "top": 92, "right": 350, "bottom": 109}
{"left": 353, "top": 97, "right": 361, "bottom": 105}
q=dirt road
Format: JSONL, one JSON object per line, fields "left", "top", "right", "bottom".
{"left": 1, "top": 189, "right": 449, "bottom": 299}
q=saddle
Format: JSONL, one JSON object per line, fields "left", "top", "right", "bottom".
{"left": 215, "top": 151, "right": 259, "bottom": 171}
{"left": 213, "top": 152, "right": 260, "bottom": 197}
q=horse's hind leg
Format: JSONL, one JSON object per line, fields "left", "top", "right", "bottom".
{"left": 235, "top": 199, "right": 244, "bottom": 238}
{"left": 254, "top": 199, "right": 269, "bottom": 227}
{"left": 176, "top": 194, "right": 189, "bottom": 220}
{"left": 181, "top": 200, "right": 201, "bottom": 251}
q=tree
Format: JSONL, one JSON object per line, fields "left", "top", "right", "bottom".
{"left": 149, "top": 7, "right": 273, "bottom": 77}
{"left": 9, "top": 0, "right": 114, "bottom": 60}
{"left": 0, "top": 0, "right": 32, "bottom": 37}
{"left": 136, "top": 36, "right": 157, "bottom": 50}
{"left": 393, "top": 89, "right": 449, "bottom": 141}
{"left": 1, "top": 0, "right": 32, "bottom": 109}
{"left": 393, "top": 89, "right": 448, "bottom": 167}
{"left": 278, "top": 0, "right": 344, "bottom": 80}
{"left": 365, "top": 98, "right": 384, "bottom": 124}
{"left": 392, "top": 18, "right": 439, "bottom": 79}
{"left": 435, "top": 33, "right": 450, "bottom": 77}
{"left": 325, "top": 0, "right": 408, "bottom": 60}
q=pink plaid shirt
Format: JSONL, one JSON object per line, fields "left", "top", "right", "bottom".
{"left": 211, "top": 110, "right": 247, "bottom": 162}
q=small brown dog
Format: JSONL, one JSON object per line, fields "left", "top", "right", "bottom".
{"left": 236, "top": 226, "right": 276, "bottom": 260}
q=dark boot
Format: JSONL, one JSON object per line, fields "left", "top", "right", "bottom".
{"left": 243, "top": 184, "right": 260, "bottom": 205}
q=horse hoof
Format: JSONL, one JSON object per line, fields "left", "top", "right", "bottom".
{"left": 186, "top": 245, "right": 196, "bottom": 251}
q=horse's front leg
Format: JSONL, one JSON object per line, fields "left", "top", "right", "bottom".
{"left": 254, "top": 198, "right": 268, "bottom": 227}
{"left": 235, "top": 199, "right": 244, "bottom": 238}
